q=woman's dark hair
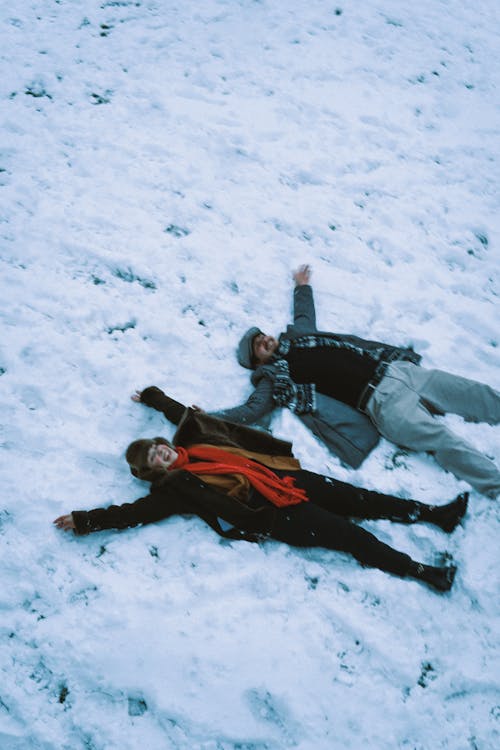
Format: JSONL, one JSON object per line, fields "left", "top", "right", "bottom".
{"left": 125, "top": 437, "right": 174, "bottom": 481}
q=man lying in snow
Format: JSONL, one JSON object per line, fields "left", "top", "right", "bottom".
{"left": 216, "top": 264, "right": 500, "bottom": 497}
{"left": 54, "top": 399, "right": 467, "bottom": 592}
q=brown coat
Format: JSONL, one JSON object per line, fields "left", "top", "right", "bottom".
{"left": 72, "top": 408, "right": 302, "bottom": 540}
{"left": 172, "top": 406, "right": 294, "bottom": 456}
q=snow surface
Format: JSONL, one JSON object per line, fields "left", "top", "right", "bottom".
{"left": 1, "top": 1, "right": 500, "bottom": 748}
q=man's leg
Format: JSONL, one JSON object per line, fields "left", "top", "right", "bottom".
{"left": 367, "top": 377, "right": 500, "bottom": 498}
{"left": 384, "top": 361, "right": 500, "bottom": 424}
{"left": 417, "top": 367, "right": 500, "bottom": 425}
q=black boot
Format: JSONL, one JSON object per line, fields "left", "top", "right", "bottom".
{"left": 407, "top": 561, "right": 457, "bottom": 592}
{"left": 418, "top": 492, "right": 469, "bottom": 533}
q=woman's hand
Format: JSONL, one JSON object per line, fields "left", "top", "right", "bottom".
{"left": 131, "top": 390, "right": 143, "bottom": 402}
{"left": 53, "top": 514, "right": 76, "bottom": 532}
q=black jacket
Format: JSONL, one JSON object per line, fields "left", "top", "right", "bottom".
{"left": 72, "top": 408, "right": 295, "bottom": 541}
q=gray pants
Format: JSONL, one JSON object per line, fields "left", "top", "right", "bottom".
{"left": 365, "top": 361, "right": 500, "bottom": 497}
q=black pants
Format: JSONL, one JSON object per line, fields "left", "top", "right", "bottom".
{"left": 267, "top": 470, "right": 420, "bottom": 577}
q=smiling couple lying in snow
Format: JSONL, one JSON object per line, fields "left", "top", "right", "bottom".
{"left": 54, "top": 266, "right": 500, "bottom": 593}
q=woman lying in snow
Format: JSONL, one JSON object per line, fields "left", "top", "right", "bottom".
{"left": 54, "top": 389, "right": 468, "bottom": 592}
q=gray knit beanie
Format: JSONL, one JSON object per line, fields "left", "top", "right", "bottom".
{"left": 237, "top": 326, "right": 262, "bottom": 369}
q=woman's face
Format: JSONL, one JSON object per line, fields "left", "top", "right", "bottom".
{"left": 147, "top": 442, "right": 178, "bottom": 470}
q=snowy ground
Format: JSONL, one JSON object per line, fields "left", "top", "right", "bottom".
{"left": 1, "top": 1, "right": 500, "bottom": 748}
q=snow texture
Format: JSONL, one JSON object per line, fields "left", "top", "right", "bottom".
{"left": 1, "top": 1, "right": 499, "bottom": 748}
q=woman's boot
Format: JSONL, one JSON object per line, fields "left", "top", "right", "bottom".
{"left": 407, "top": 560, "right": 457, "bottom": 592}
{"left": 417, "top": 492, "right": 468, "bottom": 533}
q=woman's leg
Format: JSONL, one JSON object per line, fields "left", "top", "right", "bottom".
{"left": 281, "top": 469, "right": 467, "bottom": 530}
{"left": 270, "top": 503, "right": 455, "bottom": 590}
{"left": 271, "top": 502, "right": 413, "bottom": 575}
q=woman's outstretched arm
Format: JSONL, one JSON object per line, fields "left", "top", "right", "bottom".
{"left": 53, "top": 491, "right": 180, "bottom": 535}
{"left": 132, "top": 386, "right": 187, "bottom": 425}
{"left": 133, "top": 383, "right": 275, "bottom": 428}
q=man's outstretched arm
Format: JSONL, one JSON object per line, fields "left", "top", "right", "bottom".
{"left": 292, "top": 264, "right": 317, "bottom": 332}
{"left": 211, "top": 377, "right": 275, "bottom": 426}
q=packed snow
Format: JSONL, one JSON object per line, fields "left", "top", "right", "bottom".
{"left": 1, "top": 1, "right": 499, "bottom": 748}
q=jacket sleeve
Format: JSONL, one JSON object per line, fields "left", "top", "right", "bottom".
{"left": 210, "top": 377, "right": 275, "bottom": 426}
{"left": 293, "top": 284, "right": 317, "bottom": 332}
{"left": 71, "top": 490, "right": 265, "bottom": 543}
{"left": 71, "top": 492, "right": 181, "bottom": 535}
{"left": 139, "top": 386, "right": 187, "bottom": 425}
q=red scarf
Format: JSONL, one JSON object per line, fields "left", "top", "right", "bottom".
{"left": 170, "top": 445, "right": 308, "bottom": 508}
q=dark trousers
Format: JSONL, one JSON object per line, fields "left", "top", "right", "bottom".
{"left": 268, "top": 470, "right": 418, "bottom": 577}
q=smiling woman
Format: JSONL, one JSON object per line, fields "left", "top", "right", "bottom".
{"left": 126, "top": 439, "right": 179, "bottom": 472}
{"left": 53, "top": 402, "right": 467, "bottom": 593}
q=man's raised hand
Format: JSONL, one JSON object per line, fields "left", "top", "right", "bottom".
{"left": 293, "top": 264, "right": 311, "bottom": 286}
